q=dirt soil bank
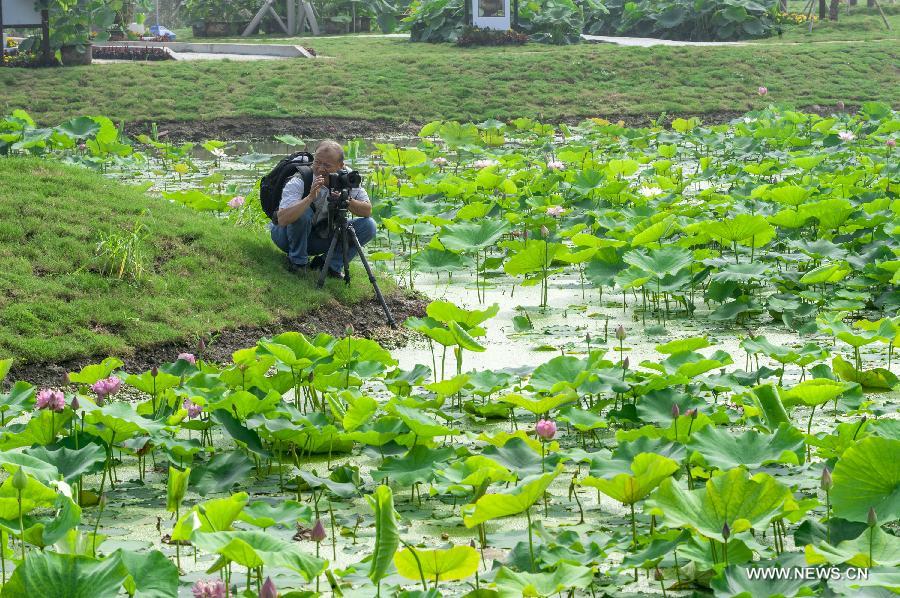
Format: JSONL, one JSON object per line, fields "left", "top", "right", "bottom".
{"left": 125, "top": 105, "right": 853, "bottom": 142}
{"left": 10, "top": 291, "right": 428, "bottom": 388}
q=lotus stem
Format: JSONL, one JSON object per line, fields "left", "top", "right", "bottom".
{"left": 525, "top": 507, "right": 536, "bottom": 572}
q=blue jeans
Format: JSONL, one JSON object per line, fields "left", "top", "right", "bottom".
{"left": 271, "top": 209, "right": 377, "bottom": 271}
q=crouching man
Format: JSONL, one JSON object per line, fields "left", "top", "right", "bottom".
{"left": 269, "top": 140, "right": 376, "bottom": 279}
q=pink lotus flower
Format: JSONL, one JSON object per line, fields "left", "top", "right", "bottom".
{"left": 192, "top": 579, "right": 226, "bottom": 598}
{"left": 311, "top": 519, "right": 327, "bottom": 542}
{"left": 887, "top": 139, "right": 896, "bottom": 148}
{"left": 36, "top": 389, "right": 65, "bottom": 412}
{"left": 473, "top": 159, "right": 497, "bottom": 169}
{"left": 540, "top": 225, "right": 550, "bottom": 238}
{"left": 177, "top": 352, "right": 196, "bottom": 365}
{"left": 546, "top": 206, "right": 564, "bottom": 218}
{"left": 260, "top": 577, "right": 278, "bottom": 598}
{"left": 183, "top": 399, "right": 203, "bottom": 419}
{"left": 91, "top": 376, "right": 121, "bottom": 403}
{"left": 838, "top": 131, "right": 855, "bottom": 142}
{"left": 535, "top": 419, "right": 557, "bottom": 440}
{"left": 227, "top": 195, "right": 245, "bottom": 209}
{"left": 757, "top": 86, "right": 768, "bottom": 96}
{"left": 432, "top": 157, "right": 448, "bottom": 166}
{"left": 547, "top": 161, "right": 565, "bottom": 171}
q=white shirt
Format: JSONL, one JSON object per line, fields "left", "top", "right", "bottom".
{"left": 268, "top": 174, "right": 371, "bottom": 232}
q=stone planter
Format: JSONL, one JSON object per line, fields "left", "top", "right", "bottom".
{"left": 60, "top": 44, "right": 92, "bottom": 66}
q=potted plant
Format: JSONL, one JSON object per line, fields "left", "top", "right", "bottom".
{"left": 30, "top": 0, "right": 124, "bottom": 65}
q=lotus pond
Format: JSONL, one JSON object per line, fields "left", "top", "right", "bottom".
{"left": 0, "top": 104, "right": 898, "bottom": 597}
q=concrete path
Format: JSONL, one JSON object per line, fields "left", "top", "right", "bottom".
{"left": 95, "top": 40, "right": 313, "bottom": 61}
{"left": 580, "top": 34, "right": 747, "bottom": 46}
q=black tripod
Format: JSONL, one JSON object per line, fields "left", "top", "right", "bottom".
{"left": 316, "top": 191, "right": 397, "bottom": 328}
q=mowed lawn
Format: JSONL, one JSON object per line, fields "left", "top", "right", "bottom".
{"left": 0, "top": 34, "right": 896, "bottom": 126}
{"left": 0, "top": 158, "right": 389, "bottom": 364}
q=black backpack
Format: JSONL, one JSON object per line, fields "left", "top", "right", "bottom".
{"left": 259, "top": 151, "right": 314, "bottom": 224}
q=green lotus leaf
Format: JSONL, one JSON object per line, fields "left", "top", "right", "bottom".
{"left": 0, "top": 469, "right": 58, "bottom": 519}
{"left": 125, "top": 369, "right": 180, "bottom": 396}
{"left": 296, "top": 469, "right": 359, "bottom": 499}
{"left": 751, "top": 384, "right": 791, "bottom": 432}
{"left": 166, "top": 466, "right": 190, "bottom": 513}
{"left": 558, "top": 406, "right": 607, "bottom": 432}
{"left": 394, "top": 545, "right": 479, "bottom": 583}
{"left": 20, "top": 494, "right": 81, "bottom": 548}
{"left": 0, "top": 450, "right": 59, "bottom": 483}
{"left": 701, "top": 213, "right": 775, "bottom": 244}
{"left": 830, "top": 436, "right": 900, "bottom": 523}
{"left": 66, "top": 358, "right": 124, "bottom": 386}
{"left": 804, "top": 525, "right": 900, "bottom": 567}
{"left": 411, "top": 249, "right": 474, "bottom": 272}
{"left": 371, "top": 445, "right": 455, "bottom": 487}
{"left": 503, "top": 240, "right": 563, "bottom": 277}
{"left": 172, "top": 492, "right": 250, "bottom": 541}
{"left": 498, "top": 392, "right": 576, "bottom": 415}
{"left": 238, "top": 499, "right": 312, "bottom": 529}
{"left": 114, "top": 549, "right": 180, "bottom": 598}
{"left": 462, "top": 465, "right": 562, "bottom": 527}
{"left": 0, "top": 551, "right": 128, "bottom": 598}
{"left": 656, "top": 336, "right": 711, "bottom": 355}
{"left": 688, "top": 423, "right": 805, "bottom": 470}
{"left": 623, "top": 247, "right": 693, "bottom": 279}
{"left": 193, "top": 531, "right": 326, "bottom": 580}
{"left": 493, "top": 563, "right": 594, "bottom": 597}
{"left": 440, "top": 221, "right": 509, "bottom": 253}
{"left": 0, "top": 381, "right": 35, "bottom": 422}
{"left": 23, "top": 444, "right": 106, "bottom": 485}
{"left": 366, "top": 485, "right": 400, "bottom": 586}
{"left": 86, "top": 402, "right": 161, "bottom": 442}
{"left": 450, "top": 321, "right": 487, "bottom": 352}
{"left": 710, "top": 563, "right": 816, "bottom": 598}
{"left": 435, "top": 455, "right": 515, "bottom": 489}
{"left": 188, "top": 451, "right": 254, "bottom": 497}
{"left": 800, "top": 261, "right": 851, "bottom": 285}
{"left": 780, "top": 379, "right": 853, "bottom": 407}
{"left": 646, "top": 468, "right": 792, "bottom": 539}
{"left": 342, "top": 394, "right": 377, "bottom": 432}
{"left": 580, "top": 452, "right": 679, "bottom": 505}
{"left": 832, "top": 356, "right": 898, "bottom": 390}
{"left": 394, "top": 404, "right": 458, "bottom": 439}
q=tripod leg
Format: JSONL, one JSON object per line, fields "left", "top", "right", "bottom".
{"left": 316, "top": 230, "right": 341, "bottom": 289}
{"left": 346, "top": 225, "right": 397, "bottom": 328}
{"left": 342, "top": 222, "right": 352, "bottom": 283}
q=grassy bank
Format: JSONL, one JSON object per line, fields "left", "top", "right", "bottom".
{"left": 1, "top": 36, "right": 896, "bottom": 126}
{"left": 0, "top": 158, "right": 390, "bottom": 364}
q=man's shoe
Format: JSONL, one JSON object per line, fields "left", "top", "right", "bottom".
{"left": 286, "top": 260, "right": 310, "bottom": 275}
{"left": 310, "top": 255, "right": 326, "bottom": 271}
{"left": 327, "top": 268, "right": 344, "bottom": 280}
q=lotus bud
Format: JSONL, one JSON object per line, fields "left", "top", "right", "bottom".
{"left": 836, "top": 101, "right": 845, "bottom": 111}
{"left": 469, "top": 539, "right": 477, "bottom": 549}
{"left": 151, "top": 366, "right": 159, "bottom": 377}
{"left": 867, "top": 507, "right": 877, "bottom": 528}
{"left": 540, "top": 225, "right": 549, "bottom": 239}
{"left": 757, "top": 86, "right": 767, "bottom": 96}
{"left": 308, "top": 371, "right": 315, "bottom": 383}
{"left": 623, "top": 356, "right": 629, "bottom": 370}
{"left": 615, "top": 325, "right": 626, "bottom": 341}
{"left": 259, "top": 577, "right": 278, "bottom": 598}
{"left": 311, "top": 519, "right": 327, "bottom": 542}
{"left": 654, "top": 567, "right": 664, "bottom": 582}
{"left": 686, "top": 408, "right": 698, "bottom": 419}
{"left": 585, "top": 332, "right": 591, "bottom": 345}
{"left": 535, "top": 419, "right": 557, "bottom": 440}
{"left": 11, "top": 467, "right": 27, "bottom": 491}
{"left": 71, "top": 396, "right": 80, "bottom": 411}
{"left": 198, "top": 337, "right": 206, "bottom": 352}
{"left": 346, "top": 324, "right": 355, "bottom": 336}
{"left": 887, "top": 139, "right": 896, "bottom": 149}
{"left": 722, "top": 521, "right": 730, "bottom": 541}
{"left": 671, "top": 404, "right": 681, "bottom": 419}
{"left": 820, "top": 467, "right": 833, "bottom": 492}
{"left": 99, "top": 493, "right": 108, "bottom": 509}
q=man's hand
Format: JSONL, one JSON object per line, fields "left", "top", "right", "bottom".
{"left": 309, "top": 175, "right": 326, "bottom": 198}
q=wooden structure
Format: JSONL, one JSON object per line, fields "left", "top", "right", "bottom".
{"left": 242, "top": 0, "right": 319, "bottom": 36}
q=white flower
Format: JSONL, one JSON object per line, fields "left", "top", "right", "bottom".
{"left": 638, "top": 186, "right": 664, "bottom": 197}
{"left": 838, "top": 131, "right": 855, "bottom": 142}
{"left": 473, "top": 159, "right": 497, "bottom": 169}
{"left": 432, "top": 157, "right": 448, "bottom": 166}
{"left": 547, "top": 161, "right": 565, "bottom": 171}
{"left": 546, "top": 205, "right": 565, "bottom": 217}
{"left": 210, "top": 148, "right": 227, "bottom": 159}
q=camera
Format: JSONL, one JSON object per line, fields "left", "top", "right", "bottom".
{"left": 327, "top": 169, "right": 362, "bottom": 191}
